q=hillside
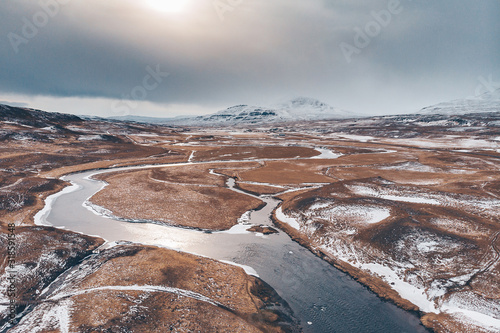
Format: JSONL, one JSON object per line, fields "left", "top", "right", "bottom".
{"left": 419, "top": 89, "right": 500, "bottom": 115}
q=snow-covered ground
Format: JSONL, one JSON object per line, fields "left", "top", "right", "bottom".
{"left": 316, "top": 233, "right": 500, "bottom": 331}
{"left": 8, "top": 299, "right": 73, "bottom": 333}
{"left": 419, "top": 88, "right": 500, "bottom": 116}
{"left": 219, "top": 261, "right": 259, "bottom": 277}
{"left": 348, "top": 185, "right": 441, "bottom": 205}
{"left": 393, "top": 137, "right": 499, "bottom": 149}
{"left": 275, "top": 207, "right": 300, "bottom": 230}
{"left": 313, "top": 204, "right": 391, "bottom": 225}
{"left": 77, "top": 135, "right": 103, "bottom": 141}
{"left": 274, "top": 183, "right": 500, "bottom": 332}
{"left": 378, "top": 161, "right": 440, "bottom": 173}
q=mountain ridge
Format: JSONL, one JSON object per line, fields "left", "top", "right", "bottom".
{"left": 419, "top": 88, "right": 500, "bottom": 115}
{"left": 166, "top": 97, "right": 358, "bottom": 126}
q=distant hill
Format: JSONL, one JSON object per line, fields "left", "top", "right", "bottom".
{"left": 419, "top": 88, "right": 500, "bottom": 115}
{"left": 0, "top": 104, "right": 82, "bottom": 128}
{"left": 107, "top": 115, "right": 193, "bottom": 124}
{"left": 166, "top": 97, "right": 357, "bottom": 126}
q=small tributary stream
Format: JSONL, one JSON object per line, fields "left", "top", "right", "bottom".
{"left": 35, "top": 161, "right": 429, "bottom": 333}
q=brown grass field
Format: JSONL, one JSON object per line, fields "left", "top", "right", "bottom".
{"left": 52, "top": 245, "right": 297, "bottom": 332}
{"left": 91, "top": 163, "right": 265, "bottom": 230}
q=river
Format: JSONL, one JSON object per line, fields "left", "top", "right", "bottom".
{"left": 35, "top": 160, "right": 429, "bottom": 333}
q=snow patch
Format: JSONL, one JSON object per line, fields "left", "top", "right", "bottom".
{"left": 311, "top": 147, "right": 343, "bottom": 159}
{"left": 348, "top": 185, "right": 440, "bottom": 205}
{"left": 442, "top": 305, "right": 500, "bottom": 331}
{"left": 359, "top": 263, "right": 438, "bottom": 313}
{"left": 379, "top": 194, "right": 439, "bottom": 205}
{"left": 77, "top": 135, "right": 102, "bottom": 141}
{"left": 10, "top": 299, "right": 72, "bottom": 333}
{"left": 416, "top": 241, "right": 439, "bottom": 253}
{"left": 309, "top": 203, "right": 330, "bottom": 210}
{"left": 275, "top": 207, "right": 300, "bottom": 230}
{"left": 219, "top": 260, "right": 259, "bottom": 277}
{"left": 315, "top": 204, "right": 391, "bottom": 224}
{"left": 379, "top": 161, "right": 439, "bottom": 173}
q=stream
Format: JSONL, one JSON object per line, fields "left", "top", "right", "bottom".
{"left": 34, "top": 160, "right": 429, "bottom": 333}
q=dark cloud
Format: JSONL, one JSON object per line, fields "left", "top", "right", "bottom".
{"left": 0, "top": 0, "right": 499, "bottom": 116}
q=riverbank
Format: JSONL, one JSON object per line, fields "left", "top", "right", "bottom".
{"left": 0, "top": 233, "right": 300, "bottom": 332}
{"left": 89, "top": 163, "right": 266, "bottom": 230}
{"left": 273, "top": 197, "right": 499, "bottom": 333}
{"left": 272, "top": 211, "right": 420, "bottom": 312}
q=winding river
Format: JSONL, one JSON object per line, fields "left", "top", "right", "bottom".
{"left": 35, "top": 157, "right": 429, "bottom": 333}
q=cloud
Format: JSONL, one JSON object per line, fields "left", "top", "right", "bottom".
{"left": 0, "top": 0, "right": 499, "bottom": 116}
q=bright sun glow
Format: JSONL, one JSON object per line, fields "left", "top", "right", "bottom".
{"left": 145, "top": 0, "right": 189, "bottom": 13}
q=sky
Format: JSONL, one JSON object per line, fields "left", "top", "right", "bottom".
{"left": 0, "top": 0, "right": 499, "bottom": 118}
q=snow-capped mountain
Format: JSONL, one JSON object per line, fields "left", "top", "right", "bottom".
{"left": 170, "top": 97, "right": 356, "bottom": 126}
{"left": 274, "top": 97, "right": 355, "bottom": 119}
{"left": 419, "top": 88, "right": 500, "bottom": 115}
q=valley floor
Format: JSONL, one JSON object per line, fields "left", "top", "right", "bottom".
{"left": 1, "top": 107, "right": 499, "bottom": 332}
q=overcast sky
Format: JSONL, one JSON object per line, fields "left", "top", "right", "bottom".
{"left": 1, "top": 0, "right": 499, "bottom": 117}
